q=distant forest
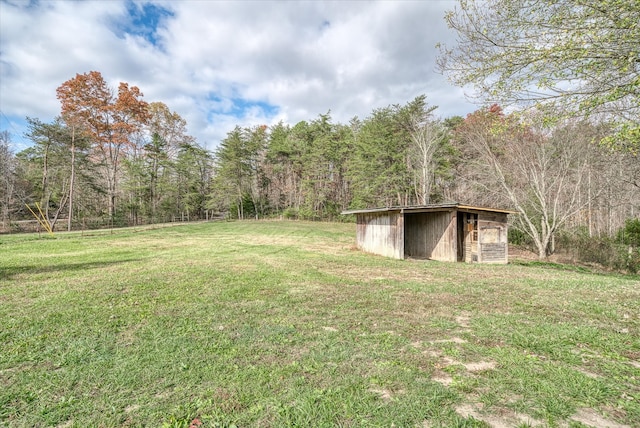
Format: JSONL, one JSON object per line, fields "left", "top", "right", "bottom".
{"left": 1, "top": 70, "right": 639, "bottom": 268}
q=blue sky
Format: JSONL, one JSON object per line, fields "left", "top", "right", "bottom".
{"left": 110, "top": 1, "right": 174, "bottom": 47}
{"left": 0, "top": 0, "right": 475, "bottom": 152}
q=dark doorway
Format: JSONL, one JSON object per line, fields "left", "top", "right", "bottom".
{"left": 457, "top": 212, "right": 465, "bottom": 261}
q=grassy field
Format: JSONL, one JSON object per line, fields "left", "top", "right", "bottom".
{"left": 1, "top": 220, "right": 638, "bottom": 428}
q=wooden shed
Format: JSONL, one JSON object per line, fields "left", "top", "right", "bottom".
{"left": 342, "top": 203, "right": 514, "bottom": 263}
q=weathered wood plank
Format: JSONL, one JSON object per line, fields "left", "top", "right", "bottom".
{"left": 356, "top": 212, "right": 403, "bottom": 259}
{"left": 352, "top": 204, "right": 511, "bottom": 264}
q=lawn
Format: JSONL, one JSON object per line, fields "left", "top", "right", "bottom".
{"left": 1, "top": 220, "right": 638, "bottom": 427}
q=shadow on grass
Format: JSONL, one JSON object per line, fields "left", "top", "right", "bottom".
{"left": 0, "top": 258, "right": 143, "bottom": 281}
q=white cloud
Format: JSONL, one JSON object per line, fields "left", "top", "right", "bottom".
{"left": 0, "top": 0, "right": 476, "bottom": 152}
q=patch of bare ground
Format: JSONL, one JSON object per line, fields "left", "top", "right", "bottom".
{"left": 575, "top": 367, "right": 602, "bottom": 379}
{"left": 463, "top": 361, "right": 496, "bottom": 372}
{"left": 434, "top": 355, "right": 497, "bottom": 375}
{"left": 455, "top": 403, "right": 543, "bottom": 428}
{"left": 368, "top": 387, "right": 405, "bottom": 402}
{"left": 507, "top": 246, "right": 535, "bottom": 263}
{"left": 430, "top": 336, "right": 468, "bottom": 344}
{"left": 431, "top": 337, "right": 467, "bottom": 344}
{"left": 509, "top": 245, "right": 576, "bottom": 264}
{"left": 428, "top": 341, "right": 526, "bottom": 427}
{"left": 431, "top": 375, "right": 454, "bottom": 386}
{"left": 570, "top": 408, "right": 632, "bottom": 428}
{"left": 429, "top": 349, "right": 498, "bottom": 385}
{"left": 455, "top": 314, "right": 472, "bottom": 330}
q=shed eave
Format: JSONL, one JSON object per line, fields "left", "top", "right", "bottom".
{"left": 456, "top": 205, "right": 517, "bottom": 215}
{"left": 342, "top": 203, "right": 516, "bottom": 216}
{"left": 341, "top": 207, "right": 403, "bottom": 215}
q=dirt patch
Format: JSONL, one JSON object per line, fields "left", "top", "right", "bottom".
{"left": 455, "top": 314, "right": 471, "bottom": 329}
{"left": 508, "top": 246, "right": 539, "bottom": 262}
{"left": 432, "top": 375, "right": 453, "bottom": 386}
{"left": 575, "top": 367, "right": 602, "bottom": 379}
{"left": 430, "top": 337, "right": 467, "bottom": 344}
{"left": 570, "top": 408, "right": 631, "bottom": 428}
{"left": 368, "top": 387, "right": 404, "bottom": 402}
{"left": 509, "top": 246, "right": 574, "bottom": 264}
{"left": 456, "top": 403, "right": 544, "bottom": 428}
{"left": 410, "top": 340, "right": 423, "bottom": 348}
{"left": 455, "top": 403, "right": 513, "bottom": 428}
{"left": 463, "top": 361, "right": 496, "bottom": 372}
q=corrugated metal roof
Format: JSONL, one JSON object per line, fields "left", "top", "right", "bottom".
{"left": 342, "top": 202, "right": 516, "bottom": 215}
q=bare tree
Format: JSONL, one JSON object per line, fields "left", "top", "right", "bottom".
{"left": 394, "top": 96, "right": 442, "bottom": 204}
{"left": 0, "top": 131, "right": 16, "bottom": 231}
{"left": 454, "top": 106, "right": 608, "bottom": 258}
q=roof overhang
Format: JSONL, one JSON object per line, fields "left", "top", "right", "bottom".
{"left": 342, "top": 203, "right": 517, "bottom": 216}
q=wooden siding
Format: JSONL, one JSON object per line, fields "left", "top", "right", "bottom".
{"left": 466, "top": 242, "right": 478, "bottom": 262}
{"left": 351, "top": 206, "right": 510, "bottom": 264}
{"left": 478, "top": 211, "right": 508, "bottom": 224}
{"left": 356, "top": 212, "right": 404, "bottom": 259}
{"left": 459, "top": 212, "right": 477, "bottom": 263}
{"left": 480, "top": 243, "right": 507, "bottom": 263}
{"left": 477, "top": 214, "right": 508, "bottom": 263}
{"left": 405, "top": 211, "right": 456, "bottom": 262}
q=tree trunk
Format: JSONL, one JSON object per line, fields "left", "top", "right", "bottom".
{"left": 67, "top": 127, "right": 76, "bottom": 232}
{"left": 41, "top": 139, "right": 50, "bottom": 219}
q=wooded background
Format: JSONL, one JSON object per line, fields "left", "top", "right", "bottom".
{"left": 1, "top": 1, "right": 639, "bottom": 268}
{"left": 1, "top": 72, "right": 638, "bottom": 268}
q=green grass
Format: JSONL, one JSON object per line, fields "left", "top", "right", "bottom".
{"left": 1, "top": 220, "right": 638, "bottom": 427}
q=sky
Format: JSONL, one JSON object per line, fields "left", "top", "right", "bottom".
{"left": 0, "top": 0, "right": 476, "bottom": 152}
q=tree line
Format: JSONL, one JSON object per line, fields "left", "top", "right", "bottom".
{"left": 2, "top": 72, "right": 212, "bottom": 231}
{"left": 1, "top": 0, "right": 639, "bottom": 266}
{"left": 1, "top": 71, "right": 638, "bottom": 265}
{"left": 209, "top": 102, "right": 639, "bottom": 261}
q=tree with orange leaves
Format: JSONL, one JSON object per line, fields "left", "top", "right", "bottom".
{"left": 56, "top": 71, "right": 150, "bottom": 219}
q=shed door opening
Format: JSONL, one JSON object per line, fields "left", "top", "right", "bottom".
{"left": 457, "top": 212, "right": 478, "bottom": 262}
{"left": 457, "top": 212, "right": 464, "bottom": 261}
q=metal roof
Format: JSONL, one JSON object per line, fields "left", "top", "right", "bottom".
{"left": 341, "top": 202, "right": 517, "bottom": 215}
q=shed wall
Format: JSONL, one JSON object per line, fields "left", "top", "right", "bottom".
{"left": 405, "top": 211, "right": 457, "bottom": 262}
{"left": 352, "top": 207, "right": 510, "bottom": 264}
{"left": 477, "top": 212, "right": 508, "bottom": 263}
{"left": 356, "top": 212, "right": 404, "bottom": 259}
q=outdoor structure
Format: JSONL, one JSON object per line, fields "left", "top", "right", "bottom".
{"left": 342, "top": 203, "right": 514, "bottom": 264}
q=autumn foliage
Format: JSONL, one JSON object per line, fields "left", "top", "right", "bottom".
{"left": 56, "top": 71, "right": 150, "bottom": 216}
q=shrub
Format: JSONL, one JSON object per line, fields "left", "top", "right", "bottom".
{"left": 282, "top": 207, "right": 298, "bottom": 220}
{"left": 508, "top": 227, "right": 534, "bottom": 249}
{"left": 617, "top": 218, "right": 640, "bottom": 247}
{"left": 557, "top": 226, "right": 640, "bottom": 273}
